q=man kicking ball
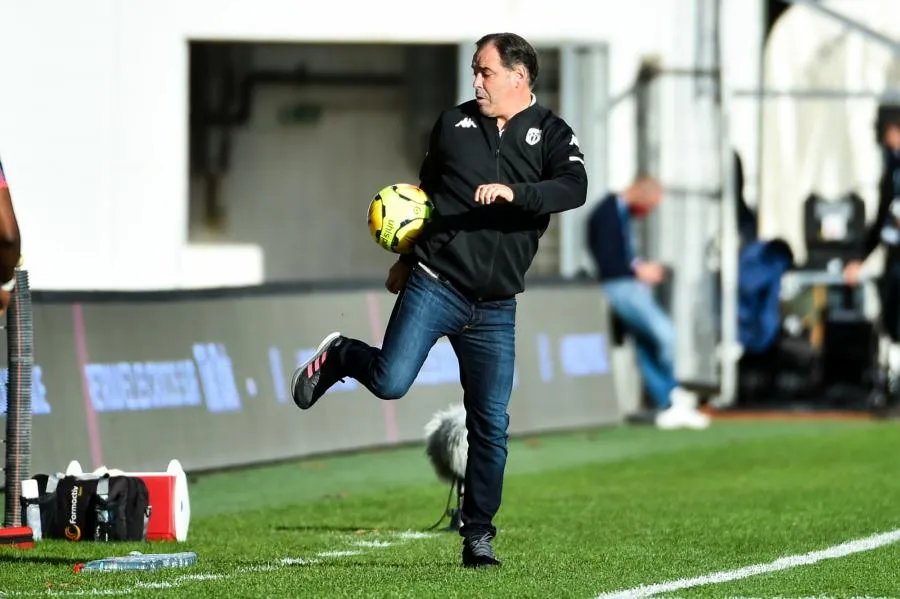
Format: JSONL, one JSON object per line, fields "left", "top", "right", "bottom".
{"left": 291, "top": 32, "right": 588, "bottom": 568}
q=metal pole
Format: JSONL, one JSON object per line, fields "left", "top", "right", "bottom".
{"left": 782, "top": 0, "right": 900, "bottom": 57}
{"left": 3, "top": 267, "right": 33, "bottom": 528}
{"left": 633, "top": 63, "right": 663, "bottom": 260}
{"left": 559, "top": 45, "right": 610, "bottom": 278}
{"left": 755, "top": 0, "right": 768, "bottom": 226}
{"left": 586, "top": 45, "right": 610, "bottom": 276}
{"left": 716, "top": 0, "right": 741, "bottom": 407}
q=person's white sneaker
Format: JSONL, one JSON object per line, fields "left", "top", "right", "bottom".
{"left": 669, "top": 387, "right": 699, "bottom": 410}
{"left": 654, "top": 387, "right": 711, "bottom": 430}
{"left": 679, "top": 407, "right": 711, "bottom": 429}
{"left": 654, "top": 405, "right": 688, "bottom": 429}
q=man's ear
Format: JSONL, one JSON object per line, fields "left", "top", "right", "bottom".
{"left": 514, "top": 64, "right": 528, "bottom": 86}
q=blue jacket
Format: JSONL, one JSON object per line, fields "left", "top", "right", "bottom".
{"left": 738, "top": 239, "right": 794, "bottom": 354}
{"left": 587, "top": 194, "right": 635, "bottom": 282}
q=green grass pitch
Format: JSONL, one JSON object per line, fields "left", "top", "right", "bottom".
{"left": 1, "top": 420, "right": 898, "bottom": 598}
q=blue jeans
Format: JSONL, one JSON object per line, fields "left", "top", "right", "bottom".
{"left": 338, "top": 264, "right": 516, "bottom": 539}
{"left": 603, "top": 278, "right": 677, "bottom": 409}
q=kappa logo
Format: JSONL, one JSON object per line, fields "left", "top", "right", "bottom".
{"left": 525, "top": 128, "right": 542, "bottom": 145}
{"left": 455, "top": 117, "right": 477, "bottom": 129}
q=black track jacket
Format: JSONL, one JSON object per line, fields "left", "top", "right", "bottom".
{"left": 404, "top": 98, "right": 588, "bottom": 301}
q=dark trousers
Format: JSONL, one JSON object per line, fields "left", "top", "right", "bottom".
{"left": 338, "top": 264, "right": 516, "bottom": 539}
{"left": 879, "top": 261, "right": 900, "bottom": 342}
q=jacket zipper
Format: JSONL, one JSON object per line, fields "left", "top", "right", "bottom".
{"left": 482, "top": 130, "right": 504, "bottom": 300}
{"left": 495, "top": 131, "right": 503, "bottom": 182}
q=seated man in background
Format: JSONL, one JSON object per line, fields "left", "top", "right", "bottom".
{"left": 587, "top": 175, "right": 710, "bottom": 429}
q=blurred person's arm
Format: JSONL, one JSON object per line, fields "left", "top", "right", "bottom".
{"left": 587, "top": 198, "right": 664, "bottom": 285}
{"left": 634, "top": 261, "right": 666, "bottom": 285}
{"left": 0, "top": 159, "right": 22, "bottom": 296}
{"left": 844, "top": 161, "right": 893, "bottom": 285}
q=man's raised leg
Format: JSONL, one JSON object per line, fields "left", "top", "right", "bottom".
{"left": 291, "top": 265, "right": 468, "bottom": 408}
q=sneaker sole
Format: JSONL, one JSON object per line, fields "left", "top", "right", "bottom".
{"left": 290, "top": 331, "right": 342, "bottom": 407}
{"left": 462, "top": 560, "right": 502, "bottom": 568}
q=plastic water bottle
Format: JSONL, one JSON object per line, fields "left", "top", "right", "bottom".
{"left": 75, "top": 551, "right": 198, "bottom": 573}
{"left": 21, "top": 479, "right": 42, "bottom": 542}
{"left": 94, "top": 504, "right": 114, "bottom": 542}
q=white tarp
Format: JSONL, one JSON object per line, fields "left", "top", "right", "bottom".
{"left": 758, "top": 0, "right": 900, "bottom": 268}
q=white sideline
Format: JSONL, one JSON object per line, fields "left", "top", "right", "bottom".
{"left": 0, "top": 530, "right": 437, "bottom": 597}
{"left": 595, "top": 528, "right": 900, "bottom": 599}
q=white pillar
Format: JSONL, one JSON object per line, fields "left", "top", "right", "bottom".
{"left": 559, "top": 44, "right": 610, "bottom": 278}
{"left": 457, "top": 42, "right": 474, "bottom": 105}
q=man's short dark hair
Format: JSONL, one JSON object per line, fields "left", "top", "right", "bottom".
{"left": 475, "top": 33, "right": 539, "bottom": 88}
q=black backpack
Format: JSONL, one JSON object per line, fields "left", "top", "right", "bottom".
{"left": 24, "top": 473, "right": 151, "bottom": 542}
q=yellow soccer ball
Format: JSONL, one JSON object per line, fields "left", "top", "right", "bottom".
{"left": 367, "top": 183, "right": 433, "bottom": 254}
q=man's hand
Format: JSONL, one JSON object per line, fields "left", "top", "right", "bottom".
{"left": 475, "top": 184, "right": 514, "bottom": 205}
{"left": 385, "top": 259, "right": 412, "bottom": 294}
{"left": 843, "top": 260, "right": 863, "bottom": 286}
{"left": 634, "top": 261, "right": 666, "bottom": 285}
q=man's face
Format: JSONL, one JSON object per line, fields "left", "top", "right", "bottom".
{"left": 472, "top": 43, "right": 524, "bottom": 118}
{"left": 885, "top": 124, "right": 900, "bottom": 151}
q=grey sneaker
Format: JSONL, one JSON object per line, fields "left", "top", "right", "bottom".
{"left": 462, "top": 533, "right": 501, "bottom": 568}
{"left": 291, "top": 332, "right": 345, "bottom": 410}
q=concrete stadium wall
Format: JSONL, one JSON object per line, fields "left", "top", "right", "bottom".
{"left": 0, "top": 282, "right": 623, "bottom": 481}
{"left": 185, "top": 43, "right": 567, "bottom": 284}
{"left": 0, "top": 0, "right": 765, "bottom": 291}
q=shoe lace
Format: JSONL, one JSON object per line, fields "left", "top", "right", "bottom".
{"left": 468, "top": 533, "right": 495, "bottom": 558}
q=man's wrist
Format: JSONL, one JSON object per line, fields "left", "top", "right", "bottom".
{"left": 398, "top": 253, "right": 418, "bottom": 267}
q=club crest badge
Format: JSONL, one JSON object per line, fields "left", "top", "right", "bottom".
{"left": 525, "top": 128, "right": 542, "bottom": 146}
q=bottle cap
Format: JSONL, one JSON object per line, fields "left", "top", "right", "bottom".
{"left": 21, "top": 479, "right": 38, "bottom": 499}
